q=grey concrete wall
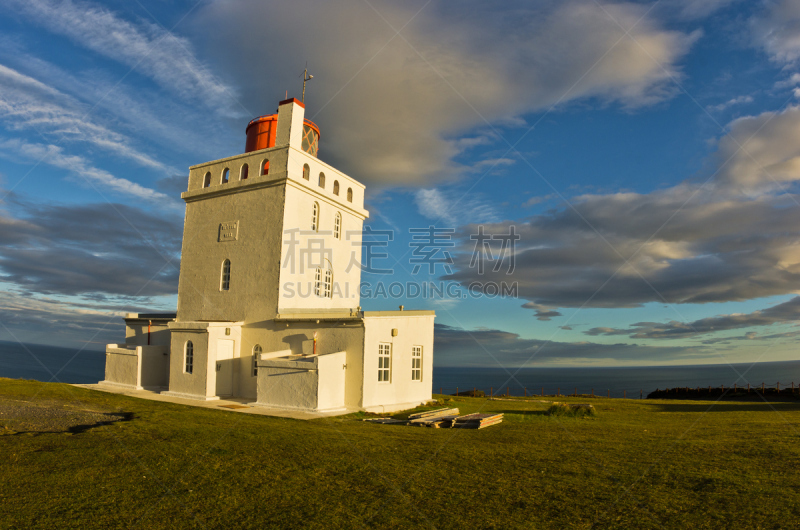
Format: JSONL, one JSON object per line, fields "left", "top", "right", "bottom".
{"left": 167, "top": 330, "right": 209, "bottom": 398}
{"left": 256, "top": 362, "right": 319, "bottom": 410}
{"left": 240, "top": 320, "right": 365, "bottom": 407}
{"left": 103, "top": 346, "right": 140, "bottom": 389}
{"left": 176, "top": 178, "right": 287, "bottom": 323}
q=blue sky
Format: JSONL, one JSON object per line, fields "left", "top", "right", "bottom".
{"left": 3, "top": 0, "right": 800, "bottom": 367}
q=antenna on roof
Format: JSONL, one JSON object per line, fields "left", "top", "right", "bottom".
{"left": 301, "top": 63, "right": 313, "bottom": 103}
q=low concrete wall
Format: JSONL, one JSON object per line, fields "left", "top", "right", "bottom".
{"left": 102, "top": 345, "right": 141, "bottom": 390}
{"left": 101, "top": 344, "right": 169, "bottom": 390}
{"left": 255, "top": 351, "right": 346, "bottom": 412}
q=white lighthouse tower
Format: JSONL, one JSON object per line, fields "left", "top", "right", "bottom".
{"left": 101, "top": 98, "right": 435, "bottom": 413}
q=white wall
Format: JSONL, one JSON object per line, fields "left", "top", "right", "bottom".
{"left": 361, "top": 312, "right": 435, "bottom": 413}
{"left": 317, "top": 351, "right": 347, "bottom": 411}
{"left": 277, "top": 180, "right": 365, "bottom": 312}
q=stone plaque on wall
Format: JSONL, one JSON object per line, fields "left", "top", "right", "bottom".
{"left": 218, "top": 220, "right": 239, "bottom": 242}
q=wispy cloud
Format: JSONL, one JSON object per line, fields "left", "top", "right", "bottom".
{"left": 0, "top": 63, "right": 172, "bottom": 171}
{"left": 751, "top": 0, "right": 800, "bottom": 68}
{"left": 415, "top": 187, "right": 500, "bottom": 226}
{"left": 0, "top": 138, "right": 172, "bottom": 203}
{"left": 708, "top": 95, "right": 754, "bottom": 112}
{"left": 4, "top": 0, "right": 240, "bottom": 117}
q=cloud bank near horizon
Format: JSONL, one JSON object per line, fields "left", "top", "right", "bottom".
{"left": 444, "top": 106, "right": 800, "bottom": 311}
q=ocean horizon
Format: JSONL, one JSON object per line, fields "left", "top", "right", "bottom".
{"left": 2, "top": 340, "right": 799, "bottom": 398}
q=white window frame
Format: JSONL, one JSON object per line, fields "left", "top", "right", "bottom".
{"left": 185, "top": 341, "right": 194, "bottom": 374}
{"left": 412, "top": 346, "right": 422, "bottom": 381}
{"left": 221, "top": 259, "right": 231, "bottom": 291}
{"left": 334, "top": 212, "right": 341, "bottom": 240}
{"left": 378, "top": 343, "right": 391, "bottom": 383}
{"left": 312, "top": 202, "right": 319, "bottom": 231}
{"left": 324, "top": 269, "right": 333, "bottom": 298}
{"left": 315, "top": 267, "right": 333, "bottom": 298}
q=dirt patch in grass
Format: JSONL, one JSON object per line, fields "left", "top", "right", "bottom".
{"left": 0, "top": 397, "right": 131, "bottom": 435}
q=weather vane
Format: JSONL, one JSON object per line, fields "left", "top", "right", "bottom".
{"left": 301, "top": 64, "right": 313, "bottom": 103}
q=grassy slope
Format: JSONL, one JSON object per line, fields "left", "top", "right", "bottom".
{"left": 2, "top": 378, "right": 800, "bottom": 529}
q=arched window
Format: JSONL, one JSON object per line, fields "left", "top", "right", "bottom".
{"left": 252, "top": 345, "right": 262, "bottom": 377}
{"left": 261, "top": 159, "right": 270, "bottom": 175}
{"left": 221, "top": 168, "right": 229, "bottom": 184}
{"left": 318, "top": 172, "right": 325, "bottom": 188}
{"left": 347, "top": 188, "right": 353, "bottom": 202}
{"left": 312, "top": 202, "right": 319, "bottom": 231}
{"left": 185, "top": 341, "right": 194, "bottom": 374}
{"left": 203, "top": 172, "right": 211, "bottom": 188}
{"left": 334, "top": 212, "right": 341, "bottom": 239}
{"left": 303, "top": 164, "right": 310, "bottom": 180}
{"left": 220, "top": 259, "right": 231, "bottom": 291}
{"left": 314, "top": 267, "right": 333, "bottom": 298}
{"left": 240, "top": 164, "right": 249, "bottom": 180}
{"left": 333, "top": 181, "right": 340, "bottom": 195}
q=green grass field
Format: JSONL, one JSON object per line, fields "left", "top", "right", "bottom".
{"left": 2, "top": 377, "right": 800, "bottom": 529}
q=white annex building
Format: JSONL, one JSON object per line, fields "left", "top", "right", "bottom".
{"left": 101, "top": 98, "right": 435, "bottom": 413}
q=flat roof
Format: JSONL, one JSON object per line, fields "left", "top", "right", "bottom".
{"left": 124, "top": 313, "right": 177, "bottom": 320}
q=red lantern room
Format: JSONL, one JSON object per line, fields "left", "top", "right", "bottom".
{"left": 245, "top": 98, "right": 320, "bottom": 157}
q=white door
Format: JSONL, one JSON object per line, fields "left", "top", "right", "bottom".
{"left": 216, "top": 339, "right": 235, "bottom": 396}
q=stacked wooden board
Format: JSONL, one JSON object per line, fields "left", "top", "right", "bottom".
{"left": 408, "top": 408, "right": 459, "bottom": 428}
{"left": 364, "top": 408, "right": 504, "bottom": 429}
{"left": 451, "top": 413, "right": 504, "bottom": 429}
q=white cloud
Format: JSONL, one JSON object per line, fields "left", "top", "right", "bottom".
{"left": 195, "top": 0, "right": 698, "bottom": 186}
{"left": 4, "top": 0, "right": 240, "bottom": 117}
{"left": 715, "top": 105, "right": 800, "bottom": 190}
{"left": 751, "top": 0, "right": 800, "bottom": 66}
{"left": 708, "top": 95, "right": 754, "bottom": 112}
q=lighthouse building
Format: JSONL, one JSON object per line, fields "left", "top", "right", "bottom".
{"left": 101, "top": 98, "right": 435, "bottom": 413}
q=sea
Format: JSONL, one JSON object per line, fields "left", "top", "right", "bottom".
{"left": 2, "top": 340, "right": 800, "bottom": 398}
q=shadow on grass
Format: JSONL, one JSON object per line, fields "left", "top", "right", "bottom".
{"left": 5, "top": 411, "right": 134, "bottom": 436}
